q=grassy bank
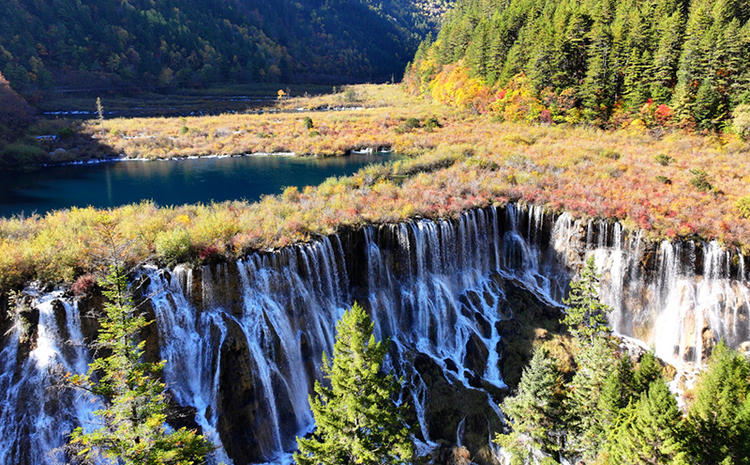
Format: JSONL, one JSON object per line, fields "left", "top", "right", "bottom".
{"left": 1, "top": 85, "right": 749, "bottom": 292}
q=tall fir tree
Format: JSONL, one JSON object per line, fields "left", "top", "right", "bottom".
{"left": 295, "top": 303, "right": 413, "bottom": 465}
{"left": 497, "top": 347, "right": 565, "bottom": 462}
{"left": 68, "top": 265, "right": 214, "bottom": 465}
{"left": 562, "top": 256, "right": 613, "bottom": 345}
{"left": 686, "top": 341, "right": 750, "bottom": 464}
{"left": 607, "top": 379, "right": 689, "bottom": 465}
{"left": 564, "top": 338, "right": 616, "bottom": 461}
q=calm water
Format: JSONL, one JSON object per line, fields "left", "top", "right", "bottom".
{"left": 0, "top": 153, "right": 398, "bottom": 218}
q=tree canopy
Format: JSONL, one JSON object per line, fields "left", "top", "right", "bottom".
{"left": 0, "top": 0, "right": 453, "bottom": 92}
{"left": 67, "top": 265, "right": 214, "bottom": 465}
{"left": 562, "top": 255, "right": 613, "bottom": 344}
{"left": 406, "top": 0, "right": 750, "bottom": 128}
{"left": 295, "top": 302, "right": 413, "bottom": 465}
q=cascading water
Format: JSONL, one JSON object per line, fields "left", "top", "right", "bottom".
{"left": 1, "top": 203, "right": 748, "bottom": 465}
{"left": 0, "top": 293, "right": 99, "bottom": 465}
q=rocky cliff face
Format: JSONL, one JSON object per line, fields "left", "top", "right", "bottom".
{"left": 0, "top": 204, "right": 747, "bottom": 465}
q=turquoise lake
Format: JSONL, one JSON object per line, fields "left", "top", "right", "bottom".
{"left": 0, "top": 153, "right": 398, "bottom": 218}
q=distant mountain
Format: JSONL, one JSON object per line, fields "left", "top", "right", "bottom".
{"left": 0, "top": 0, "right": 453, "bottom": 93}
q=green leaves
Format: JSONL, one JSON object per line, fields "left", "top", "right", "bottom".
{"left": 295, "top": 302, "right": 413, "bottom": 465}
{"left": 562, "top": 255, "right": 613, "bottom": 344}
{"left": 67, "top": 265, "right": 213, "bottom": 465}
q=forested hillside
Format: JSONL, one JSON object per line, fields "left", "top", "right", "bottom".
{"left": 0, "top": 0, "right": 452, "bottom": 93}
{"left": 405, "top": 0, "right": 750, "bottom": 129}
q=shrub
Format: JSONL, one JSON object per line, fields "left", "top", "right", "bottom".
{"left": 71, "top": 273, "right": 98, "bottom": 296}
{"left": 598, "top": 148, "right": 622, "bottom": 160}
{"left": 689, "top": 168, "right": 713, "bottom": 192}
{"left": 654, "top": 154, "right": 674, "bottom": 166}
{"left": 424, "top": 116, "right": 441, "bottom": 131}
{"left": 303, "top": 116, "right": 314, "bottom": 130}
{"left": 395, "top": 117, "right": 421, "bottom": 134}
{"left": 154, "top": 228, "right": 192, "bottom": 264}
{"left": 656, "top": 175, "right": 672, "bottom": 185}
{"left": 737, "top": 195, "right": 750, "bottom": 219}
{"left": 58, "top": 127, "right": 75, "bottom": 139}
{"left": 732, "top": 104, "right": 750, "bottom": 136}
{"left": 282, "top": 186, "right": 301, "bottom": 203}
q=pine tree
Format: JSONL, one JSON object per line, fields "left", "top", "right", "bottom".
{"left": 649, "top": 9, "right": 684, "bottom": 103}
{"left": 581, "top": 0, "right": 615, "bottom": 118}
{"left": 565, "top": 338, "right": 616, "bottom": 460}
{"left": 295, "top": 303, "right": 413, "bottom": 465}
{"left": 633, "top": 351, "right": 662, "bottom": 393}
{"left": 562, "top": 256, "right": 613, "bottom": 345}
{"left": 498, "top": 347, "right": 565, "bottom": 462}
{"left": 686, "top": 341, "right": 750, "bottom": 464}
{"left": 68, "top": 265, "right": 214, "bottom": 465}
{"left": 608, "top": 379, "right": 688, "bottom": 465}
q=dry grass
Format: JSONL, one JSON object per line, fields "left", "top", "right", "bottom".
{"left": 89, "top": 84, "right": 448, "bottom": 158}
{"left": 2, "top": 84, "right": 750, "bottom": 292}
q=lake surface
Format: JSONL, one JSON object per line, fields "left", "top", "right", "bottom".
{"left": 0, "top": 153, "right": 398, "bottom": 218}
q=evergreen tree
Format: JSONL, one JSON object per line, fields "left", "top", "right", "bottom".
{"left": 649, "top": 9, "right": 685, "bottom": 103}
{"left": 295, "top": 302, "right": 413, "bottom": 465}
{"left": 581, "top": 0, "right": 615, "bottom": 118}
{"left": 562, "top": 256, "right": 613, "bottom": 345}
{"left": 633, "top": 351, "right": 662, "bottom": 393}
{"left": 498, "top": 347, "right": 565, "bottom": 462}
{"left": 68, "top": 265, "right": 214, "bottom": 465}
{"left": 608, "top": 379, "right": 689, "bottom": 465}
{"left": 564, "top": 338, "right": 616, "bottom": 460}
{"left": 686, "top": 341, "right": 750, "bottom": 464}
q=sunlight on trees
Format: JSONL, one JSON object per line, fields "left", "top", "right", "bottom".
{"left": 66, "top": 264, "right": 213, "bottom": 464}
{"left": 562, "top": 256, "right": 613, "bottom": 345}
{"left": 295, "top": 302, "right": 413, "bottom": 465}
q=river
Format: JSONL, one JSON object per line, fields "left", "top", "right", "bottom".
{"left": 0, "top": 153, "right": 398, "bottom": 218}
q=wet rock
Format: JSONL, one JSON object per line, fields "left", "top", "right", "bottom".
{"left": 412, "top": 353, "right": 502, "bottom": 465}
{"left": 464, "top": 332, "right": 489, "bottom": 377}
{"left": 474, "top": 311, "right": 492, "bottom": 339}
{"left": 217, "top": 315, "right": 276, "bottom": 465}
{"left": 166, "top": 394, "right": 201, "bottom": 433}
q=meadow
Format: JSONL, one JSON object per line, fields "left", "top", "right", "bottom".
{"left": 1, "top": 84, "right": 749, "bottom": 292}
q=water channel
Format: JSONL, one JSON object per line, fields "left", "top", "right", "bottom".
{"left": 0, "top": 153, "right": 399, "bottom": 218}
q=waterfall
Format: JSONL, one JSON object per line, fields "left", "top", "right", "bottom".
{"left": 1, "top": 203, "right": 748, "bottom": 465}
{"left": 0, "top": 293, "right": 99, "bottom": 465}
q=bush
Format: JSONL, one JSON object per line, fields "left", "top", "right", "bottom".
{"left": 424, "top": 116, "right": 441, "bottom": 131}
{"left": 654, "top": 153, "right": 674, "bottom": 166}
{"left": 396, "top": 117, "right": 421, "bottom": 134}
{"left": 732, "top": 104, "right": 750, "bottom": 136}
{"left": 689, "top": 168, "right": 713, "bottom": 192}
{"left": 303, "top": 116, "right": 314, "bottom": 130}
{"left": 598, "top": 148, "right": 622, "bottom": 160}
{"left": 737, "top": 195, "right": 750, "bottom": 219}
{"left": 656, "top": 175, "right": 672, "bottom": 184}
{"left": 154, "top": 228, "right": 192, "bottom": 264}
{"left": 58, "top": 127, "right": 75, "bottom": 139}
{"left": 344, "top": 88, "right": 357, "bottom": 103}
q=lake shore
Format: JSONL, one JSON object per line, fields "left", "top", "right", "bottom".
{"left": 1, "top": 84, "right": 749, "bottom": 292}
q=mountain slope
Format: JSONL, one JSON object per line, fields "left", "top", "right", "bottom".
{"left": 406, "top": 0, "right": 750, "bottom": 128}
{"left": 0, "top": 0, "right": 453, "bottom": 92}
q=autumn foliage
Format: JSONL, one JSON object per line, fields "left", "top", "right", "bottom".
{"left": 0, "top": 72, "right": 33, "bottom": 142}
{"left": 1, "top": 85, "right": 749, "bottom": 292}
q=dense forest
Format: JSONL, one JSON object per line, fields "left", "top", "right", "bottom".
{"left": 0, "top": 0, "right": 453, "bottom": 94}
{"left": 405, "top": 0, "right": 750, "bottom": 130}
